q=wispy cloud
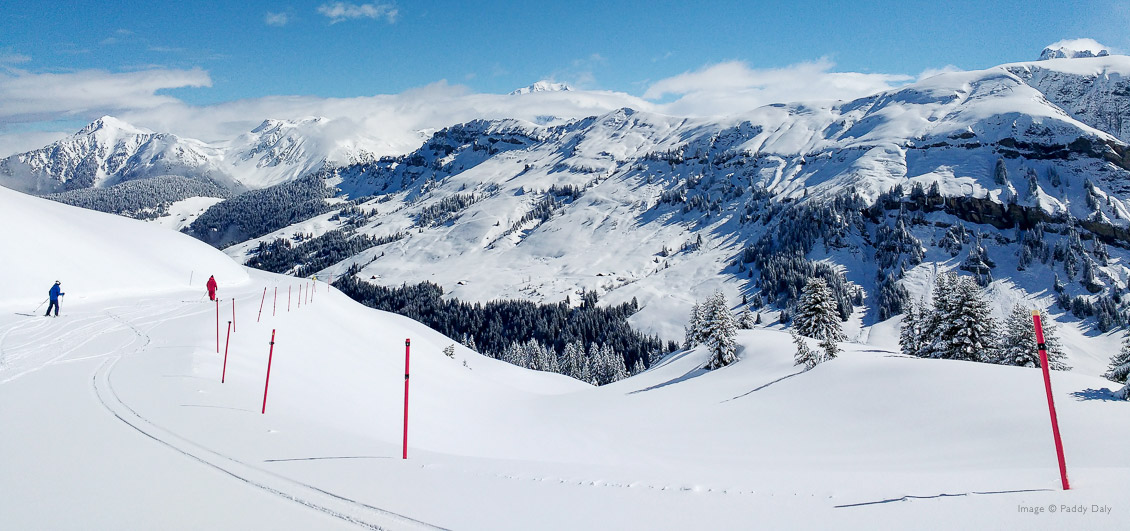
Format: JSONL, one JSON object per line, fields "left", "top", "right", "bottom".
{"left": 0, "top": 51, "right": 31, "bottom": 65}
{"left": 917, "top": 65, "right": 964, "bottom": 81}
{"left": 644, "top": 59, "right": 913, "bottom": 116}
{"left": 547, "top": 53, "right": 607, "bottom": 89}
{"left": 265, "top": 11, "right": 291, "bottom": 27}
{"left": 100, "top": 28, "right": 134, "bottom": 46}
{"left": 0, "top": 67, "right": 212, "bottom": 125}
{"left": 317, "top": 2, "right": 398, "bottom": 24}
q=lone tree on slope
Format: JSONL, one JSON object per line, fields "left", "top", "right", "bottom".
{"left": 686, "top": 291, "right": 738, "bottom": 369}
{"left": 793, "top": 277, "right": 845, "bottom": 364}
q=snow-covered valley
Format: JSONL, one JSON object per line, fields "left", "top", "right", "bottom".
{"left": 2, "top": 157, "right": 1128, "bottom": 530}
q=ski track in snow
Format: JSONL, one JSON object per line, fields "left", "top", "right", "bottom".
{"left": 81, "top": 298, "right": 450, "bottom": 531}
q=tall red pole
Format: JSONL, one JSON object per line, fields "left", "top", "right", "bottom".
{"left": 222, "top": 321, "right": 231, "bottom": 383}
{"left": 257, "top": 287, "right": 266, "bottom": 322}
{"left": 1032, "top": 310, "right": 1070, "bottom": 490}
{"left": 403, "top": 338, "right": 411, "bottom": 460}
{"left": 215, "top": 297, "right": 220, "bottom": 353}
{"left": 262, "top": 329, "right": 276, "bottom": 414}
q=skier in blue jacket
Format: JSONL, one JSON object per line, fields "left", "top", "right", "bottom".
{"left": 45, "top": 281, "right": 65, "bottom": 317}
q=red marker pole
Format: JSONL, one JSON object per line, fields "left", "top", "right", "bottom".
{"left": 403, "top": 338, "right": 411, "bottom": 460}
{"left": 262, "top": 329, "right": 276, "bottom": 414}
{"left": 257, "top": 287, "right": 266, "bottom": 322}
{"left": 215, "top": 298, "right": 220, "bottom": 353}
{"left": 222, "top": 321, "right": 232, "bottom": 383}
{"left": 1032, "top": 310, "right": 1070, "bottom": 490}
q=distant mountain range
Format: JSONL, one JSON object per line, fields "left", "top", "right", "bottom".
{"left": 6, "top": 53, "right": 1130, "bottom": 356}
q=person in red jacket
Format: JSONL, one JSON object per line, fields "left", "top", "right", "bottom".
{"left": 206, "top": 275, "right": 218, "bottom": 301}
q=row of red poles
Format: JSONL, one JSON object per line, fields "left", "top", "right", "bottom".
{"left": 210, "top": 277, "right": 414, "bottom": 458}
{"left": 204, "top": 284, "right": 1070, "bottom": 473}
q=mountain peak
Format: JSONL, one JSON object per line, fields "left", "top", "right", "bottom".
{"left": 250, "top": 117, "right": 327, "bottom": 134}
{"left": 1039, "top": 38, "right": 1111, "bottom": 60}
{"left": 508, "top": 81, "right": 572, "bottom": 95}
{"left": 76, "top": 115, "right": 150, "bottom": 137}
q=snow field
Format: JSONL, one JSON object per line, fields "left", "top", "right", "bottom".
{"left": 2, "top": 182, "right": 1129, "bottom": 529}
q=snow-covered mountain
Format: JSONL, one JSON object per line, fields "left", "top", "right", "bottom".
{"left": 509, "top": 80, "right": 572, "bottom": 95}
{"left": 0, "top": 116, "right": 380, "bottom": 194}
{"left": 201, "top": 55, "right": 1130, "bottom": 363}
{"left": 0, "top": 116, "right": 233, "bottom": 194}
{"left": 222, "top": 117, "right": 380, "bottom": 189}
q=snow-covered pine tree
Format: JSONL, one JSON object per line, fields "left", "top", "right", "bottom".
{"left": 737, "top": 307, "right": 756, "bottom": 329}
{"left": 630, "top": 358, "right": 646, "bottom": 375}
{"left": 702, "top": 291, "right": 738, "bottom": 369}
{"left": 684, "top": 302, "right": 704, "bottom": 349}
{"left": 899, "top": 300, "right": 924, "bottom": 357}
{"left": 607, "top": 344, "right": 630, "bottom": 382}
{"left": 586, "top": 343, "right": 603, "bottom": 385}
{"left": 461, "top": 333, "right": 478, "bottom": 352}
{"left": 561, "top": 341, "right": 582, "bottom": 379}
{"left": 931, "top": 274, "right": 998, "bottom": 362}
{"left": 996, "top": 305, "right": 1070, "bottom": 370}
{"left": 791, "top": 330, "right": 819, "bottom": 369}
{"left": 1105, "top": 334, "right": 1130, "bottom": 400}
{"left": 794, "top": 277, "right": 845, "bottom": 362}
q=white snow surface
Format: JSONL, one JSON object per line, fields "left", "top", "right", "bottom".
{"left": 2, "top": 164, "right": 1129, "bottom": 530}
{"left": 0, "top": 186, "right": 246, "bottom": 307}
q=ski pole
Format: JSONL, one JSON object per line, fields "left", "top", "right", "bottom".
{"left": 33, "top": 298, "right": 48, "bottom": 312}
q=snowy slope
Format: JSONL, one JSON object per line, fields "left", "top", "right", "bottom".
{"left": 0, "top": 185, "right": 246, "bottom": 308}
{"left": 0, "top": 192, "right": 1127, "bottom": 529}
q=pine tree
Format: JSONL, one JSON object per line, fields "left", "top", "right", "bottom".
{"left": 702, "top": 291, "right": 738, "bottom": 369}
{"left": 794, "top": 278, "right": 845, "bottom": 362}
{"left": 737, "top": 307, "right": 756, "bottom": 329}
{"left": 684, "top": 302, "right": 705, "bottom": 349}
{"left": 996, "top": 306, "right": 1070, "bottom": 370}
{"left": 929, "top": 274, "right": 998, "bottom": 361}
{"left": 792, "top": 330, "right": 819, "bottom": 369}
{"left": 1105, "top": 334, "right": 1130, "bottom": 385}
{"left": 899, "top": 301, "right": 924, "bottom": 357}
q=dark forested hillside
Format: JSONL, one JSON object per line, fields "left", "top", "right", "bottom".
{"left": 44, "top": 176, "right": 230, "bottom": 219}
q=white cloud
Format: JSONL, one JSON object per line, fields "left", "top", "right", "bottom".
{"left": 0, "top": 67, "right": 212, "bottom": 124}
{"left": 644, "top": 59, "right": 913, "bottom": 116}
{"left": 917, "top": 65, "right": 964, "bottom": 81}
{"left": 317, "top": 2, "right": 398, "bottom": 24}
{"left": 264, "top": 11, "right": 291, "bottom": 27}
{"left": 0, "top": 51, "right": 31, "bottom": 65}
{"left": 109, "top": 80, "right": 648, "bottom": 149}
{"left": 0, "top": 130, "right": 72, "bottom": 158}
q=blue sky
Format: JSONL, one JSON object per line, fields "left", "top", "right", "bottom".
{"left": 0, "top": 0, "right": 1125, "bottom": 154}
